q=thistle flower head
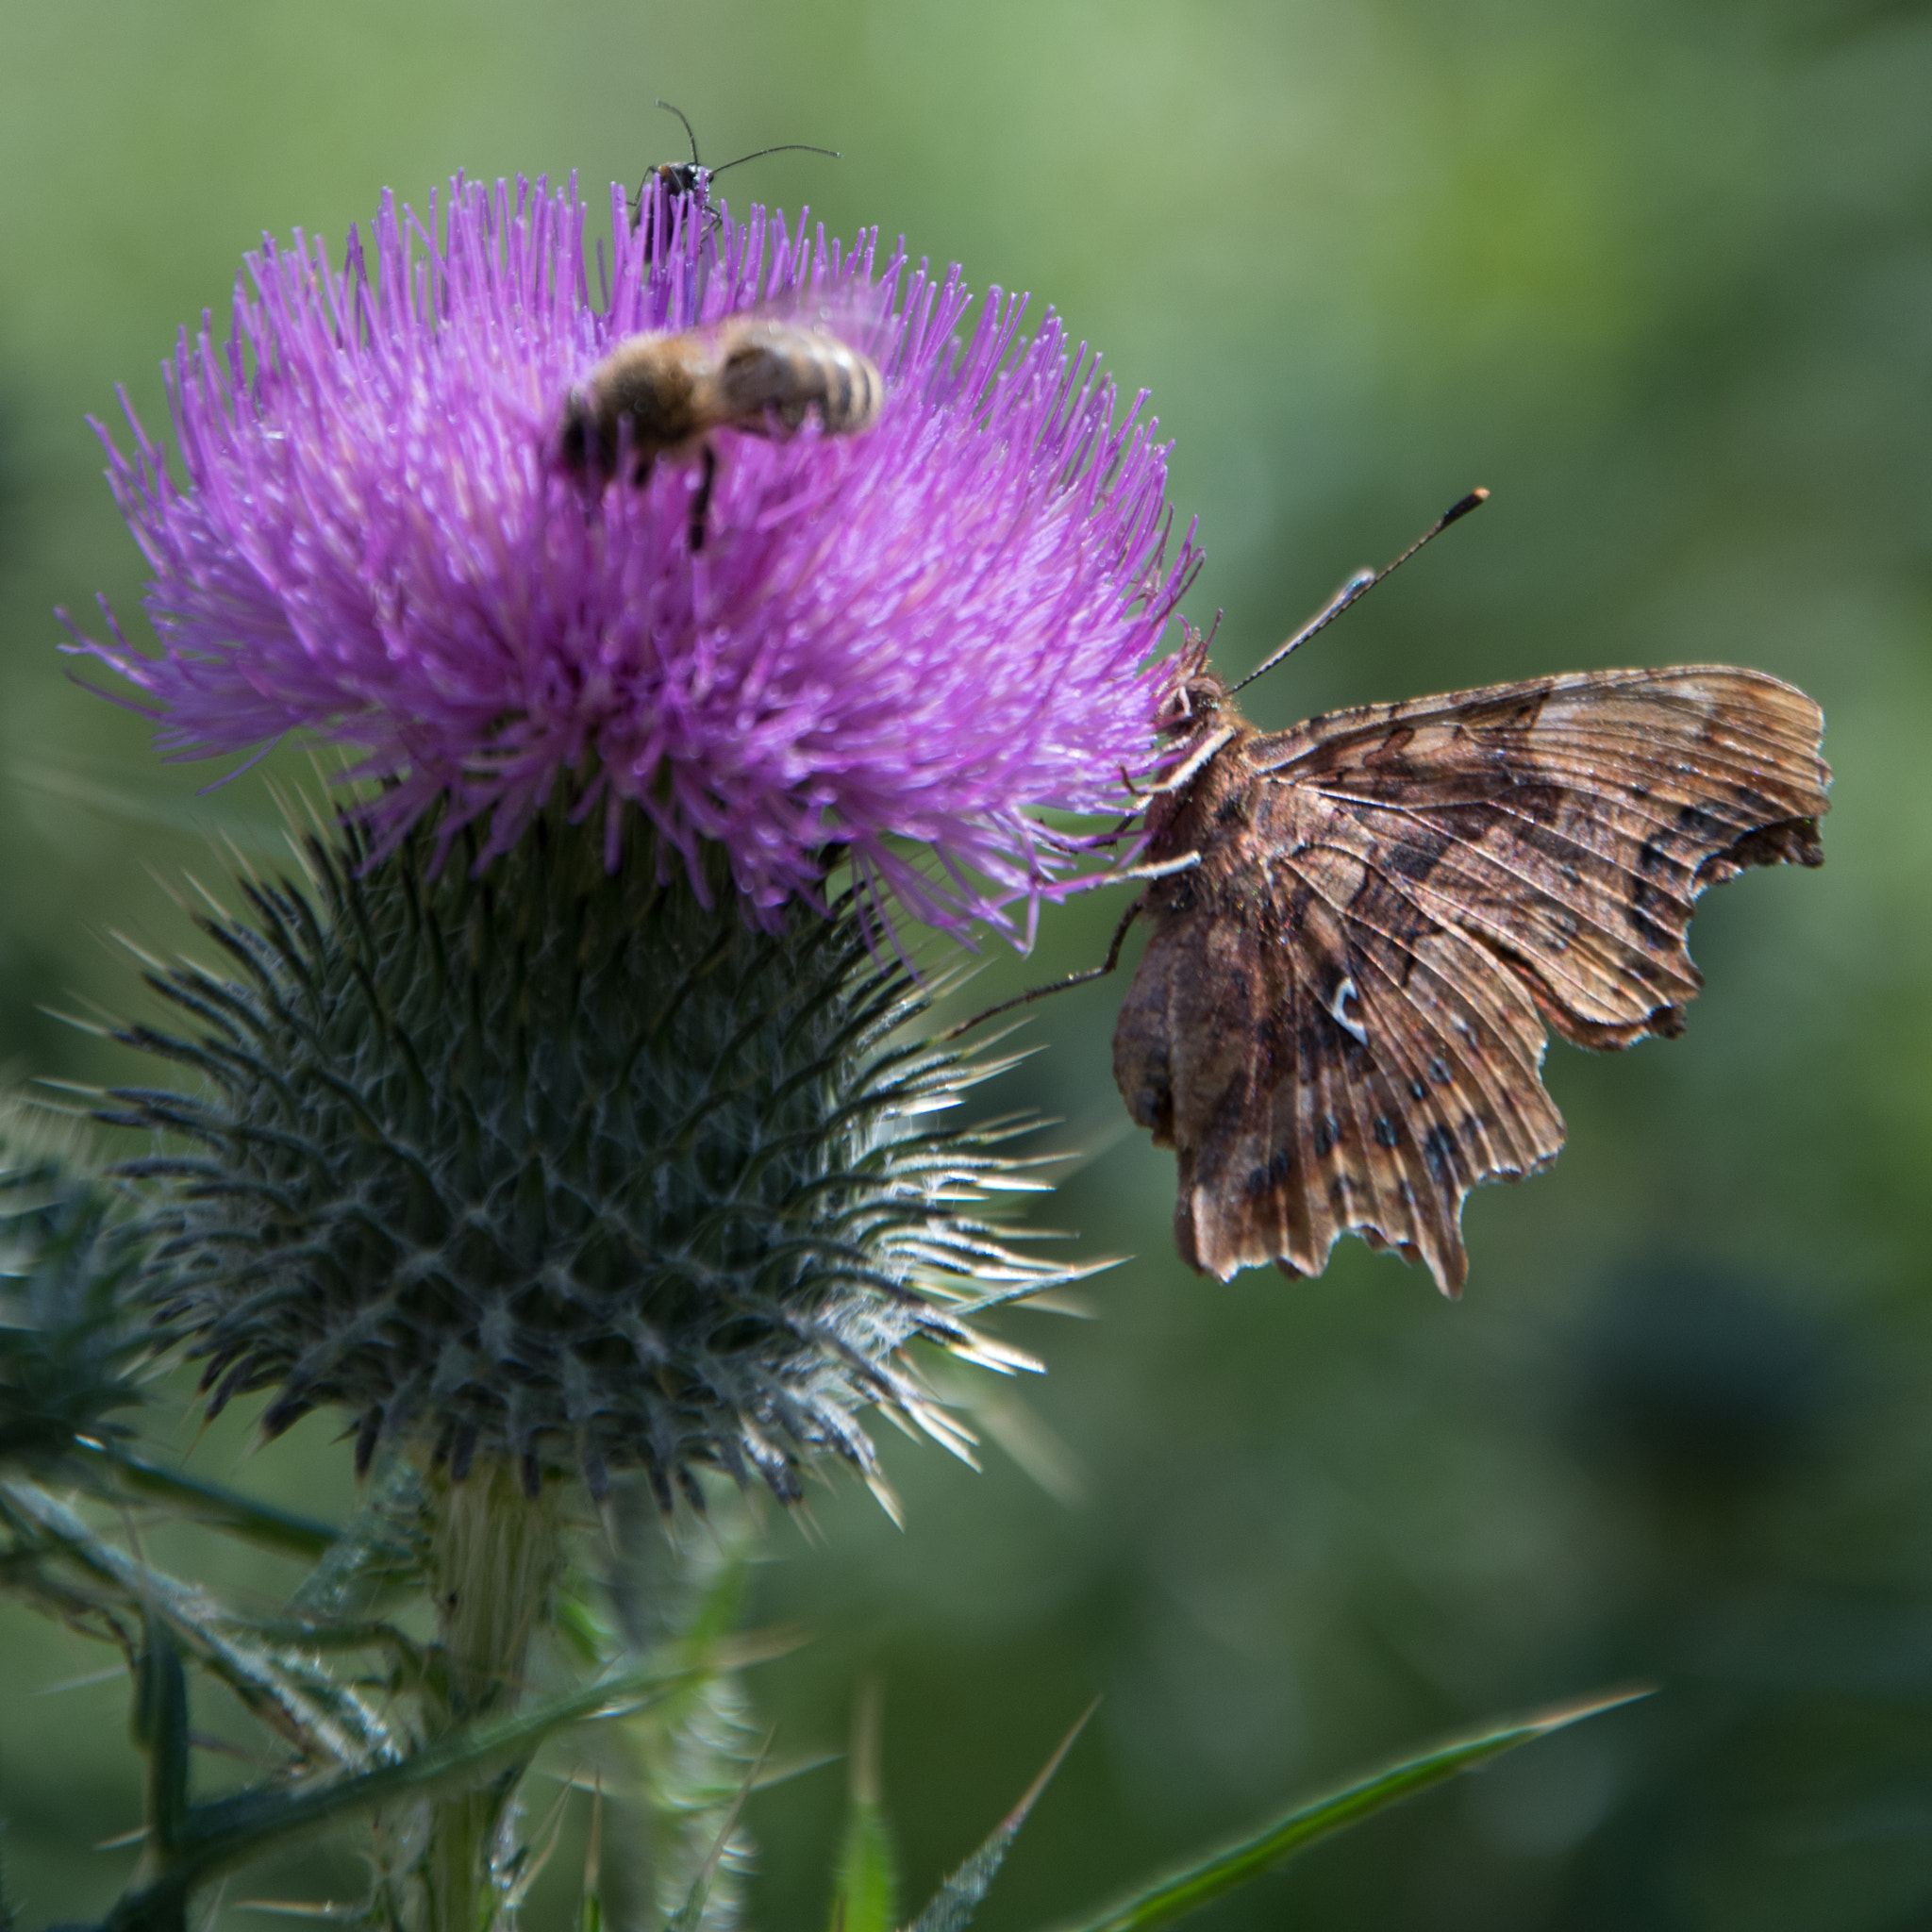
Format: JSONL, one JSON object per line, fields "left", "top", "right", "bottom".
{"left": 111, "top": 817, "right": 1075, "bottom": 1507}
{"left": 75, "top": 175, "right": 1194, "bottom": 936}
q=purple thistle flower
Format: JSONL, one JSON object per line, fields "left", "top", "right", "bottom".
{"left": 72, "top": 175, "right": 1196, "bottom": 935}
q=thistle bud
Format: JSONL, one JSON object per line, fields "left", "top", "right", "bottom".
{"left": 112, "top": 816, "right": 1061, "bottom": 1507}
{"left": 0, "top": 1105, "right": 146, "bottom": 1475}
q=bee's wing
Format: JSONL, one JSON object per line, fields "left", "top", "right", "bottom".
{"left": 706, "top": 315, "right": 884, "bottom": 435}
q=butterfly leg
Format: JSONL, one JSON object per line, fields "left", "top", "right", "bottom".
{"left": 941, "top": 896, "right": 1147, "bottom": 1041}
{"left": 1145, "top": 724, "right": 1237, "bottom": 799}
{"left": 1101, "top": 851, "right": 1201, "bottom": 886}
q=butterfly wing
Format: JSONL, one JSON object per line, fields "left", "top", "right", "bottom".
{"left": 1113, "top": 666, "right": 1828, "bottom": 1293}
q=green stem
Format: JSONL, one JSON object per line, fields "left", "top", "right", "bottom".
{"left": 419, "top": 1460, "right": 562, "bottom": 1932}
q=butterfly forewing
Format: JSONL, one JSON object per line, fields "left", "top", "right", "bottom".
{"left": 1114, "top": 664, "right": 1828, "bottom": 1295}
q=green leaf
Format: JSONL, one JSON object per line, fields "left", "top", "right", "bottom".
{"left": 903, "top": 1701, "right": 1096, "bottom": 1932}
{"left": 77, "top": 1440, "right": 339, "bottom": 1561}
{"left": 288, "top": 1453, "right": 425, "bottom": 1617}
{"left": 828, "top": 1683, "right": 896, "bottom": 1932}
{"left": 0, "top": 1476, "right": 396, "bottom": 1769}
{"left": 101, "top": 1655, "right": 698, "bottom": 1927}
{"left": 1046, "top": 1689, "right": 1649, "bottom": 1932}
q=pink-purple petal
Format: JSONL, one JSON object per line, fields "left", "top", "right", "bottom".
{"left": 71, "top": 175, "right": 1194, "bottom": 936}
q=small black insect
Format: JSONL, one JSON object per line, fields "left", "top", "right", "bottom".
{"left": 633, "top": 100, "right": 840, "bottom": 258}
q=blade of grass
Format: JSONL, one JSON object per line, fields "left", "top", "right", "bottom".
{"left": 1046, "top": 1688, "right": 1649, "bottom": 1932}
{"left": 828, "top": 1681, "right": 896, "bottom": 1932}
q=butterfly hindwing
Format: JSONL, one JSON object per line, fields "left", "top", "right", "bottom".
{"left": 1114, "top": 664, "right": 1829, "bottom": 1294}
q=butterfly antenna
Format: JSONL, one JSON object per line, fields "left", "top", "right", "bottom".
{"left": 654, "top": 99, "right": 702, "bottom": 167}
{"left": 1230, "top": 488, "right": 1489, "bottom": 695}
{"left": 708, "top": 142, "right": 841, "bottom": 175}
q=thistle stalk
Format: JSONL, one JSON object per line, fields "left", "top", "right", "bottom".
{"left": 420, "top": 1464, "right": 561, "bottom": 1931}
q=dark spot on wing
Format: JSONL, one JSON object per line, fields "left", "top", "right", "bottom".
{"left": 1446, "top": 691, "right": 1551, "bottom": 733}
{"left": 1314, "top": 1114, "right": 1339, "bottom": 1158}
{"left": 1424, "top": 1124, "right": 1459, "bottom": 1186}
{"left": 1676, "top": 803, "right": 1729, "bottom": 843}
{"left": 1374, "top": 1115, "right": 1400, "bottom": 1148}
{"left": 1387, "top": 828, "right": 1450, "bottom": 881}
{"left": 1624, "top": 904, "right": 1675, "bottom": 951}
{"left": 1363, "top": 726, "right": 1417, "bottom": 769}
{"left": 1506, "top": 780, "right": 1564, "bottom": 824}
{"left": 1429, "top": 802, "right": 1501, "bottom": 845}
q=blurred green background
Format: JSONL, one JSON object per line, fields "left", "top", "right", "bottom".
{"left": 3, "top": 0, "right": 1929, "bottom": 1924}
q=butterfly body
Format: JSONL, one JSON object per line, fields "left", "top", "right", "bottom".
{"left": 1113, "top": 658, "right": 1828, "bottom": 1295}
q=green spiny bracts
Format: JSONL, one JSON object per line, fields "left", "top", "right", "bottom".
{"left": 108, "top": 814, "right": 1060, "bottom": 1507}
{"left": 0, "top": 1103, "right": 148, "bottom": 1474}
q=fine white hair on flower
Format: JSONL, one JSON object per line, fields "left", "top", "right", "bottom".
{"left": 69, "top": 174, "right": 1198, "bottom": 940}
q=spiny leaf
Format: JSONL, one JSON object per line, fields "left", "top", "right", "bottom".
{"left": 101, "top": 1654, "right": 699, "bottom": 1926}
{"left": 903, "top": 1701, "right": 1096, "bottom": 1932}
{"left": 75, "top": 1441, "right": 339, "bottom": 1561}
{"left": 1046, "top": 1689, "right": 1650, "bottom": 1932}
{"left": 0, "top": 1477, "right": 394, "bottom": 1769}
{"left": 829, "top": 1682, "right": 896, "bottom": 1932}
{"left": 288, "top": 1452, "right": 425, "bottom": 1615}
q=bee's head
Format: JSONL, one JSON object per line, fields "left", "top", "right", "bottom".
{"left": 554, "top": 386, "right": 625, "bottom": 487}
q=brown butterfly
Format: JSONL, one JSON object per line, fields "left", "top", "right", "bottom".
{"left": 982, "top": 493, "right": 1830, "bottom": 1296}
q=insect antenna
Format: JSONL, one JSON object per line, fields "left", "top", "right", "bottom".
{"left": 1230, "top": 487, "right": 1489, "bottom": 695}
{"left": 654, "top": 98, "right": 702, "bottom": 168}
{"left": 708, "top": 142, "right": 842, "bottom": 175}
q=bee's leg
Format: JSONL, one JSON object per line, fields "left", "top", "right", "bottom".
{"left": 689, "top": 442, "right": 717, "bottom": 552}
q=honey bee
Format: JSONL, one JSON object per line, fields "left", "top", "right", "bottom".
{"left": 558, "top": 317, "right": 884, "bottom": 551}
{"left": 631, "top": 101, "right": 839, "bottom": 258}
